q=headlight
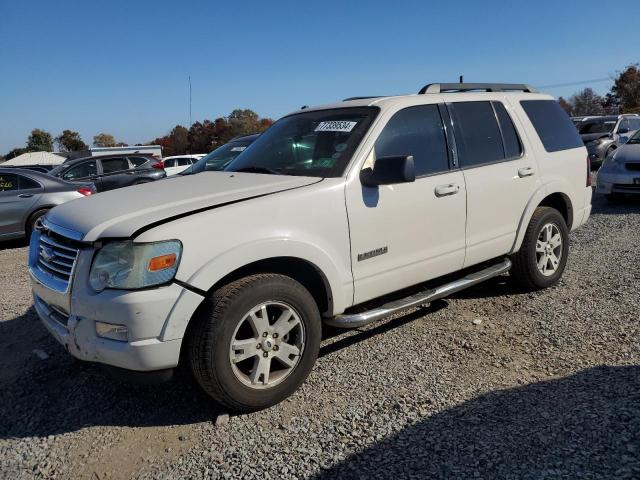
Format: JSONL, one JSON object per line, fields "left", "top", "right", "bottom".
{"left": 89, "top": 240, "right": 182, "bottom": 292}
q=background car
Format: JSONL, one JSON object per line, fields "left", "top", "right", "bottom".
{"left": 596, "top": 129, "right": 640, "bottom": 201}
{"left": 576, "top": 114, "right": 640, "bottom": 168}
{"left": 162, "top": 154, "right": 205, "bottom": 176}
{"left": 179, "top": 134, "right": 259, "bottom": 175}
{"left": 0, "top": 168, "right": 95, "bottom": 241}
{"left": 49, "top": 154, "right": 166, "bottom": 192}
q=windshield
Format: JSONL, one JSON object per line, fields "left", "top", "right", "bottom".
{"left": 627, "top": 130, "right": 640, "bottom": 144}
{"left": 578, "top": 120, "right": 616, "bottom": 134}
{"left": 225, "top": 107, "right": 379, "bottom": 177}
{"left": 180, "top": 140, "right": 255, "bottom": 175}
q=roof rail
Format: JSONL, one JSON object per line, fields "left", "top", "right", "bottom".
{"left": 342, "top": 96, "right": 385, "bottom": 101}
{"left": 419, "top": 83, "right": 539, "bottom": 94}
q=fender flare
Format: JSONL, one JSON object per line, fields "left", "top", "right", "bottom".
{"left": 510, "top": 181, "right": 573, "bottom": 253}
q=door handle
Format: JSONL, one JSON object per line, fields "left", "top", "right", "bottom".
{"left": 518, "top": 167, "right": 535, "bottom": 178}
{"left": 18, "top": 193, "right": 33, "bottom": 198}
{"left": 434, "top": 183, "right": 461, "bottom": 197}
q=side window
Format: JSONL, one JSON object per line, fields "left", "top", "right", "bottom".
{"left": 374, "top": 105, "right": 449, "bottom": 177}
{"left": 164, "top": 158, "right": 176, "bottom": 168}
{"left": 629, "top": 118, "right": 640, "bottom": 130}
{"left": 178, "top": 158, "right": 191, "bottom": 166}
{"left": 520, "top": 100, "right": 583, "bottom": 152}
{"left": 130, "top": 157, "right": 149, "bottom": 167}
{"left": 18, "top": 175, "right": 42, "bottom": 190}
{"left": 0, "top": 173, "right": 18, "bottom": 192}
{"left": 101, "top": 158, "right": 130, "bottom": 173}
{"left": 618, "top": 119, "right": 630, "bottom": 132}
{"left": 63, "top": 161, "right": 97, "bottom": 180}
{"left": 448, "top": 101, "right": 504, "bottom": 168}
{"left": 492, "top": 101, "right": 523, "bottom": 159}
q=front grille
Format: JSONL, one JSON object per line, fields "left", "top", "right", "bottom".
{"left": 625, "top": 163, "right": 640, "bottom": 171}
{"left": 36, "top": 230, "right": 81, "bottom": 289}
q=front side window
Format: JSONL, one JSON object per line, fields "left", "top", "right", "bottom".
{"left": 448, "top": 101, "right": 504, "bottom": 167}
{"left": 0, "top": 173, "right": 18, "bottom": 192}
{"left": 101, "top": 158, "right": 130, "bottom": 173}
{"left": 62, "top": 161, "right": 97, "bottom": 180}
{"left": 374, "top": 105, "right": 449, "bottom": 176}
{"left": 226, "top": 107, "right": 378, "bottom": 177}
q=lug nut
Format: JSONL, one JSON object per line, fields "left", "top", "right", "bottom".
{"left": 273, "top": 345, "right": 279, "bottom": 351}
{"left": 272, "top": 333, "right": 278, "bottom": 339}
{"left": 263, "top": 332, "right": 268, "bottom": 337}
{"left": 263, "top": 352, "right": 269, "bottom": 358}
{"left": 256, "top": 344, "right": 261, "bottom": 349}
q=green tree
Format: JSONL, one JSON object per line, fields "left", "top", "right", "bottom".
{"left": 26, "top": 128, "right": 54, "bottom": 152}
{"left": 568, "top": 88, "right": 606, "bottom": 116}
{"left": 610, "top": 64, "right": 640, "bottom": 113}
{"left": 4, "top": 147, "right": 28, "bottom": 160}
{"left": 93, "top": 132, "right": 117, "bottom": 147}
{"left": 55, "top": 130, "right": 88, "bottom": 151}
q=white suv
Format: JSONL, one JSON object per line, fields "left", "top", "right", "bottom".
{"left": 29, "top": 83, "right": 592, "bottom": 412}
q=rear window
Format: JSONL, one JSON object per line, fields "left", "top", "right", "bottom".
{"left": 520, "top": 100, "right": 583, "bottom": 152}
{"left": 101, "top": 158, "right": 130, "bottom": 173}
{"left": 448, "top": 101, "right": 504, "bottom": 167}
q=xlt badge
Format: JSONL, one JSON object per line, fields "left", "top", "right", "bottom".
{"left": 357, "top": 246, "right": 388, "bottom": 262}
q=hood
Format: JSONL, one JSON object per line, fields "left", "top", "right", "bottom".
{"left": 47, "top": 172, "right": 321, "bottom": 242}
{"left": 611, "top": 143, "right": 640, "bottom": 163}
{"left": 580, "top": 132, "right": 611, "bottom": 143}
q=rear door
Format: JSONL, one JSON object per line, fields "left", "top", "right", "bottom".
{"left": 98, "top": 157, "right": 133, "bottom": 190}
{"left": 0, "top": 172, "right": 42, "bottom": 236}
{"left": 346, "top": 103, "right": 467, "bottom": 304}
{"left": 447, "top": 100, "right": 540, "bottom": 267}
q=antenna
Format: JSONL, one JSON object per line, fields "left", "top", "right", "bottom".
{"left": 188, "top": 75, "right": 192, "bottom": 155}
{"left": 459, "top": 75, "right": 464, "bottom": 83}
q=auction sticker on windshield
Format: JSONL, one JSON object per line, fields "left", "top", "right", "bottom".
{"left": 315, "top": 121, "right": 358, "bottom": 133}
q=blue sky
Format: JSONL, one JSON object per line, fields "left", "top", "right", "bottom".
{"left": 0, "top": 0, "right": 637, "bottom": 152}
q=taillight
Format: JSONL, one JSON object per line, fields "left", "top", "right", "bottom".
{"left": 77, "top": 187, "right": 94, "bottom": 196}
{"left": 586, "top": 155, "right": 592, "bottom": 187}
{"left": 152, "top": 161, "right": 164, "bottom": 170}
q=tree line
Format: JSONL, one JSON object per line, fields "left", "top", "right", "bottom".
{"left": 558, "top": 64, "right": 640, "bottom": 116}
{"left": 1, "top": 108, "right": 273, "bottom": 161}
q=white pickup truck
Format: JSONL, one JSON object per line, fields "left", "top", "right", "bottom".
{"left": 29, "top": 83, "right": 592, "bottom": 412}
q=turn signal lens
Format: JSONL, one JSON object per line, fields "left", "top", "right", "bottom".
{"left": 148, "top": 253, "right": 177, "bottom": 272}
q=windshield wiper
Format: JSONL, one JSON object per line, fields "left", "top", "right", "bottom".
{"left": 233, "top": 166, "right": 282, "bottom": 175}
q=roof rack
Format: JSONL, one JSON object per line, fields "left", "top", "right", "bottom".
{"left": 342, "top": 96, "right": 385, "bottom": 101}
{"left": 419, "top": 83, "right": 539, "bottom": 94}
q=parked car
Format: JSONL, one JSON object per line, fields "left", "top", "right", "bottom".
{"left": 576, "top": 114, "right": 640, "bottom": 168}
{"left": 596, "top": 128, "right": 640, "bottom": 201}
{"left": 48, "top": 154, "right": 166, "bottom": 192}
{"left": 30, "top": 83, "right": 592, "bottom": 412}
{"left": 0, "top": 168, "right": 94, "bottom": 242}
{"left": 179, "top": 134, "right": 259, "bottom": 175}
{"left": 162, "top": 155, "right": 205, "bottom": 176}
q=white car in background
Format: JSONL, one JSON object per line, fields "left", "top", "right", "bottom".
{"left": 162, "top": 155, "right": 205, "bottom": 176}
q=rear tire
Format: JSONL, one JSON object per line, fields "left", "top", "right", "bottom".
{"left": 188, "top": 274, "right": 321, "bottom": 412}
{"left": 509, "top": 207, "right": 569, "bottom": 290}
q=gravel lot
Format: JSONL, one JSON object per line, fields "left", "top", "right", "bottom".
{"left": 1, "top": 193, "right": 639, "bottom": 479}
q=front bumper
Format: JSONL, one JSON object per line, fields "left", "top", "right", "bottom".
{"left": 596, "top": 169, "right": 640, "bottom": 195}
{"left": 29, "top": 228, "right": 204, "bottom": 371}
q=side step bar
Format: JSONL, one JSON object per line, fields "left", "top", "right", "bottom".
{"left": 325, "top": 258, "right": 512, "bottom": 329}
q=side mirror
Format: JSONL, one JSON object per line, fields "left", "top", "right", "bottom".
{"left": 618, "top": 127, "right": 630, "bottom": 134}
{"left": 360, "top": 155, "right": 416, "bottom": 187}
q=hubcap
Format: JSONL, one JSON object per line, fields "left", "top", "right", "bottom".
{"left": 229, "top": 301, "right": 305, "bottom": 389}
{"left": 535, "top": 223, "right": 563, "bottom": 276}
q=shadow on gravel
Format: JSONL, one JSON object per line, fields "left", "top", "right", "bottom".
{"left": 0, "top": 308, "right": 221, "bottom": 439}
{"left": 316, "top": 365, "right": 640, "bottom": 479}
{"left": 591, "top": 192, "right": 640, "bottom": 215}
{"left": 0, "top": 238, "right": 28, "bottom": 251}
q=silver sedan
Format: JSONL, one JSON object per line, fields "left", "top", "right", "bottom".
{"left": 0, "top": 168, "right": 95, "bottom": 242}
{"left": 596, "top": 130, "right": 640, "bottom": 202}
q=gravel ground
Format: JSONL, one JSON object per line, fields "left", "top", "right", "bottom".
{"left": 1, "top": 193, "right": 639, "bottom": 480}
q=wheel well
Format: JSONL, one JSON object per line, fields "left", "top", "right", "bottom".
{"left": 25, "top": 207, "right": 51, "bottom": 232}
{"left": 539, "top": 192, "right": 573, "bottom": 229}
{"left": 207, "top": 257, "right": 332, "bottom": 316}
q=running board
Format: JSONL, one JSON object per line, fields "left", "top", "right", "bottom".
{"left": 325, "top": 258, "right": 512, "bottom": 329}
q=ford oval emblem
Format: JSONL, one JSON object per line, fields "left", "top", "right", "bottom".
{"left": 41, "top": 246, "right": 56, "bottom": 263}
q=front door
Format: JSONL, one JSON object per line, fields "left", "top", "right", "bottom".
{"left": 99, "top": 157, "right": 133, "bottom": 191}
{"left": 346, "top": 104, "right": 467, "bottom": 305}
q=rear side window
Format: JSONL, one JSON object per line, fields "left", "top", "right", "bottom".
{"left": 492, "top": 102, "right": 523, "bottom": 159}
{"left": 18, "top": 175, "right": 41, "bottom": 190}
{"left": 520, "top": 100, "right": 583, "bottom": 152}
{"left": 129, "top": 156, "right": 150, "bottom": 167}
{"left": 375, "top": 105, "right": 449, "bottom": 177}
{"left": 163, "top": 158, "right": 177, "bottom": 168}
{"left": 101, "top": 158, "right": 130, "bottom": 173}
{"left": 448, "top": 101, "right": 504, "bottom": 168}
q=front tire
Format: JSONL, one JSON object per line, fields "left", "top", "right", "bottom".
{"left": 510, "top": 206, "right": 569, "bottom": 290}
{"left": 26, "top": 208, "right": 48, "bottom": 239}
{"left": 188, "top": 274, "right": 321, "bottom": 412}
